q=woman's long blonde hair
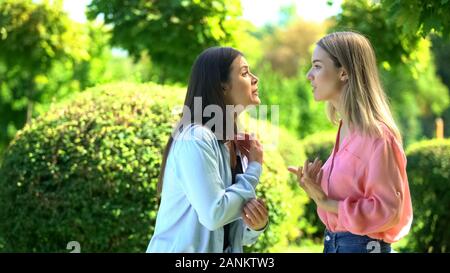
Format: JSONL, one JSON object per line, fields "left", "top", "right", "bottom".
{"left": 317, "top": 31, "right": 402, "bottom": 142}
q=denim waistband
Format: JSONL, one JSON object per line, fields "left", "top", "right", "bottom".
{"left": 324, "top": 229, "right": 390, "bottom": 246}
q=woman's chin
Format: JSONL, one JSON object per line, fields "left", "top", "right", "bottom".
{"left": 250, "top": 96, "right": 261, "bottom": 105}
{"left": 313, "top": 93, "right": 323, "bottom": 102}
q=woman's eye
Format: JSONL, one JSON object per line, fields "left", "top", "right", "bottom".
{"left": 314, "top": 65, "right": 321, "bottom": 69}
{"left": 242, "top": 72, "right": 249, "bottom": 76}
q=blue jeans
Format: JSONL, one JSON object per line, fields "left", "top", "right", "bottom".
{"left": 323, "top": 230, "right": 391, "bottom": 253}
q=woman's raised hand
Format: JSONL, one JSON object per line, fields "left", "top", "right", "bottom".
{"left": 288, "top": 158, "right": 327, "bottom": 204}
{"left": 235, "top": 133, "right": 263, "bottom": 164}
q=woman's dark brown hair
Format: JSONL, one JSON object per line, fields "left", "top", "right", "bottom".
{"left": 157, "top": 47, "right": 243, "bottom": 194}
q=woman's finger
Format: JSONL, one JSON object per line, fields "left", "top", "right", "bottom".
{"left": 315, "top": 169, "right": 324, "bottom": 184}
{"left": 251, "top": 199, "right": 267, "bottom": 217}
{"left": 314, "top": 157, "right": 321, "bottom": 169}
{"left": 303, "top": 159, "right": 309, "bottom": 177}
{"left": 240, "top": 147, "right": 250, "bottom": 158}
{"left": 313, "top": 157, "right": 319, "bottom": 167}
{"left": 250, "top": 201, "right": 266, "bottom": 222}
{"left": 297, "top": 166, "right": 303, "bottom": 181}
{"left": 242, "top": 211, "right": 255, "bottom": 226}
{"left": 244, "top": 203, "right": 259, "bottom": 221}
{"left": 257, "top": 199, "right": 268, "bottom": 213}
{"left": 247, "top": 200, "right": 263, "bottom": 219}
{"left": 299, "top": 176, "right": 307, "bottom": 188}
{"left": 312, "top": 158, "right": 320, "bottom": 175}
{"left": 243, "top": 207, "right": 257, "bottom": 225}
{"left": 287, "top": 166, "right": 298, "bottom": 174}
{"left": 242, "top": 208, "right": 255, "bottom": 225}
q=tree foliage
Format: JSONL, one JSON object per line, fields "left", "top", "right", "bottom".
{"left": 87, "top": 0, "right": 243, "bottom": 83}
{"left": 382, "top": 0, "right": 450, "bottom": 39}
{"left": 0, "top": 0, "right": 111, "bottom": 150}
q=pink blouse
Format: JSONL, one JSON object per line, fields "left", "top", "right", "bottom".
{"left": 317, "top": 121, "right": 413, "bottom": 243}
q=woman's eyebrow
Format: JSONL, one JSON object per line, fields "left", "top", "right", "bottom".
{"left": 240, "top": 65, "right": 249, "bottom": 69}
{"left": 312, "top": 59, "right": 322, "bottom": 63}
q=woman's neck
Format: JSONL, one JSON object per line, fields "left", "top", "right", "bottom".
{"left": 330, "top": 96, "right": 349, "bottom": 129}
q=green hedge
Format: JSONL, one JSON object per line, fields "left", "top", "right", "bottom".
{"left": 302, "top": 131, "right": 336, "bottom": 162}
{"left": 0, "top": 82, "right": 303, "bottom": 252}
{"left": 274, "top": 127, "right": 319, "bottom": 244}
{"left": 298, "top": 131, "right": 336, "bottom": 242}
{"left": 404, "top": 139, "right": 450, "bottom": 253}
{"left": 0, "top": 82, "right": 183, "bottom": 252}
{"left": 277, "top": 127, "right": 307, "bottom": 168}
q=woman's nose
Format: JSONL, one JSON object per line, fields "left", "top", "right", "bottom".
{"left": 306, "top": 70, "right": 313, "bottom": 81}
{"left": 251, "top": 73, "right": 259, "bottom": 85}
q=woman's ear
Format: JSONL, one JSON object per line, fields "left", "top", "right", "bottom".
{"left": 340, "top": 68, "right": 349, "bottom": 82}
{"left": 221, "top": 82, "right": 230, "bottom": 95}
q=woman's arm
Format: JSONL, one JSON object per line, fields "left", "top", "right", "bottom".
{"left": 176, "top": 127, "right": 262, "bottom": 231}
{"left": 335, "top": 137, "right": 406, "bottom": 235}
{"left": 317, "top": 198, "right": 338, "bottom": 214}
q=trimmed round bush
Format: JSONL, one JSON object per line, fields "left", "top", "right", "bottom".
{"left": 0, "top": 82, "right": 304, "bottom": 252}
{"left": 0, "top": 82, "right": 183, "bottom": 252}
{"left": 405, "top": 139, "right": 450, "bottom": 253}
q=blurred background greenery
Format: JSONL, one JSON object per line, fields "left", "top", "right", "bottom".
{"left": 0, "top": 0, "right": 449, "bottom": 253}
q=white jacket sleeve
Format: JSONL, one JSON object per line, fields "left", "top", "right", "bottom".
{"left": 175, "top": 127, "right": 262, "bottom": 231}
{"left": 242, "top": 220, "right": 268, "bottom": 246}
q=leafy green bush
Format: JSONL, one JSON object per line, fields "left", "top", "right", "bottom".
{"left": 0, "top": 82, "right": 183, "bottom": 252}
{"left": 404, "top": 139, "right": 450, "bottom": 253}
{"left": 0, "top": 82, "right": 304, "bottom": 252}
{"left": 277, "top": 126, "right": 307, "bottom": 168}
{"left": 302, "top": 131, "right": 336, "bottom": 162}
{"left": 298, "top": 130, "right": 336, "bottom": 242}
{"left": 274, "top": 127, "right": 321, "bottom": 245}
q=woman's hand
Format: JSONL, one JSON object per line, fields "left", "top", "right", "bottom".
{"left": 288, "top": 158, "right": 327, "bottom": 204}
{"left": 288, "top": 158, "right": 339, "bottom": 213}
{"left": 235, "top": 133, "right": 263, "bottom": 164}
{"left": 242, "top": 198, "right": 268, "bottom": 231}
{"left": 234, "top": 133, "right": 251, "bottom": 158}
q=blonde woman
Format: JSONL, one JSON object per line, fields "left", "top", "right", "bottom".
{"left": 288, "top": 31, "right": 413, "bottom": 253}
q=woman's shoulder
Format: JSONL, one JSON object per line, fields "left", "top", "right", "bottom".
{"left": 172, "top": 123, "right": 221, "bottom": 153}
{"left": 373, "top": 122, "right": 402, "bottom": 148}
{"left": 369, "top": 122, "right": 406, "bottom": 163}
{"left": 349, "top": 122, "right": 404, "bottom": 161}
{"left": 174, "top": 123, "right": 216, "bottom": 141}
{"left": 353, "top": 122, "right": 399, "bottom": 145}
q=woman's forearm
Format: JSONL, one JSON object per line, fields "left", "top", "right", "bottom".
{"left": 318, "top": 198, "right": 339, "bottom": 214}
